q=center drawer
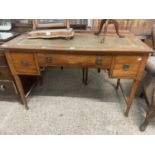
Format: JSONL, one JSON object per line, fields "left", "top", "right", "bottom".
{"left": 37, "top": 53, "right": 112, "bottom": 68}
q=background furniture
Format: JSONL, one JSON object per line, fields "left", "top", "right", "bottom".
{"left": 140, "top": 25, "right": 155, "bottom": 131}
{"left": 32, "top": 19, "right": 69, "bottom": 30}
{"left": 0, "top": 20, "right": 36, "bottom": 101}
{"left": 10, "top": 20, "right": 155, "bottom": 40}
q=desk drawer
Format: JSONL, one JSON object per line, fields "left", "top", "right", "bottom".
{"left": 37, "top": 53, "right": 112, "bottom": 68}
{"left": 0, "top": 66, "right": 12, "bottom": 80}
{"left": 111, "top": 56, "right": 142, "bottom": 78}
{"left": 10, "top": 52, "right": 40, "bottom": 75}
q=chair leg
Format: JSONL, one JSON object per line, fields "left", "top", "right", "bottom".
{"left": 82, "top": 68, "right": 88, "bottom": 85}
{"left": 140, "top": 88, "right": 155, "bottom": 131}
{"left": 82, "top": 68, "right": 85, "bottom": 83}
{"left": 61, "top": 66, "right": 63, "bottom": 70}
{"left": 140, "top": 91, "right": 144, "bottom": 98}
{"left": 140, "top": 105, "right": 155, "bottom": 131}
{"left": 85, "top": 68, "right": 88, "bottom": 85}
{"left": 116, "top": 79, "right": 120, "bottom": 90}
{"left": 97, "top": 68, "right": 101, "bottom": 73}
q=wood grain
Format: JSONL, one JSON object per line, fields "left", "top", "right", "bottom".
{"left": 37, "top": 53, "right": 112, "bottom": 68}
{"left": 10, "top": 52, "right": 40, "bottom": 75}
{"left": 111, "top": 56, "right": 142, "bottom": 78}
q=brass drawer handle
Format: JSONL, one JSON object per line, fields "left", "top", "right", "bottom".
{"left": 20, "top": 60, "right": 29, "bottom": 66}
{"left": 0, "top": 85, "right": 6, "bottom": 92}
{"left": 123, "top": 64, "right": 130, "bottom": 70}
{"left": 46, "top": 56, "right": 53, "bottom": 63}
{"left": 96, "top": 58, "right": 102, "bottom": 65}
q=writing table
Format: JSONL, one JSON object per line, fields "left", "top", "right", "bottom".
{"left": 1, "top": 32, "right": 153, "bottom": 116}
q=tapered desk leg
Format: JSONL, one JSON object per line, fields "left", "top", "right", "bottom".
{"left": 14, "top": 74, "right": 29, "bottom": 110}
{"left": 124, "top": 80, "right": 140, "bottom": 117}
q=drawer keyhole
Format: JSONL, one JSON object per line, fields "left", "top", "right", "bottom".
{"left": 123, "top": 64, "right": 130, "bottom": 70}
{"left": 46, "top": 57, "right": 53, "bottom": 63}
{"left": 96, "top": 58, "right": 102, "bottom": 65}
{"left": 20, "top": 60, "right": 29, "bottom": 66}
{"left": 0, "top": 85, "right": 6, "bottom": 92}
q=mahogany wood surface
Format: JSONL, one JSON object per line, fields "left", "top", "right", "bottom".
{"left": 37, "top": 53, "right": 112, "bottom": 68}
{"left": 1, "top": 32, "right": 153, "bottom": 116}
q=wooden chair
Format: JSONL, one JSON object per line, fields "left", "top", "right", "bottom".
{"left": 140, "top": 88, "right": 155, "bottom": 131}
{"left": 139, "top": 25, "right": 155, "bottom": 131}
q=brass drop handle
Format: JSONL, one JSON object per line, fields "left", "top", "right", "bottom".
{"left": 46, "top": 56, "right": 53, "bottom": 63}
{"left": 20, "top": 60, "right": 29, "bottom": 66}
{"left": 123, "top": 64, "right": 130, "bottom": 70}
{"left": 96, "top": 57, "right": 102, "bottom": 65}
{"left": 0, "top": 85, "right": 6, "bottom": 92}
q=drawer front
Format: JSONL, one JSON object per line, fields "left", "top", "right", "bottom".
{"left": 0, "top": 66, "right": 12, "bottom": 80}
{"left": 10, "top": 52, "right": 40, "bottom": 75}
{"left": 0, "top": 53, "right": 8, "bottom": 66}
{"left": 111, "top": 56, "right": 142, "bottom": 77}
{"left": 37, "top": 53, "right": 112, "bottom": 68}
{"left": 0, "top": 81, "right": 17, "bottom": 96}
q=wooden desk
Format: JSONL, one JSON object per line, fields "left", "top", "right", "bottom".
{"left": 1, "top": 32, "right": 153, "bottom": 116}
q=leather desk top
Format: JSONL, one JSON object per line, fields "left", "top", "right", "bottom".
{"left": 1, "top": 32, "right": 153, "bottom": 53}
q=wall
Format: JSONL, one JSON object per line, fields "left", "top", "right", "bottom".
{"left": 11, "top": 19, "right": 155, "bottom": 36}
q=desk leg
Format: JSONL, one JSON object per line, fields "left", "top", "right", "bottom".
{"left": 14, "top": 74, "right": 29, "bottom": 110}
{"left": 124, "top": 80, "right": 140, "bottom": 117}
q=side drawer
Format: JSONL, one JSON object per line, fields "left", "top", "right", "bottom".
{"left": 0, "top": 81, "right": 17, "bottom": 96}
{"left": 37, "top": 53, "right": 112, "bottom": 68}
{"left": 111, "top": 56, "right": 143, "bottom": 78}
{"left": 10, "top": 52, "right": 40, "bottom": 75}
{"left": 0, "top": 66, "right": 12, "bottom": 80}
